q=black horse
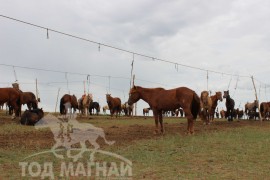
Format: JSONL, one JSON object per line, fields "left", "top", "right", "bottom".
{"left": 223, "top": 90, "right": 235, "bottom": 121}
{"left": 89, "top": 101, "right": 100, "bottom": 115}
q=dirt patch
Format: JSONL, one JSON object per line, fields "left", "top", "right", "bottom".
{"left": 0, "top": 115, "right": 268, "bottom": 151}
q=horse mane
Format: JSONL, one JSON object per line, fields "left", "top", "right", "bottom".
{"left": 132, "top": 86, "right": 165, "bottom": 93}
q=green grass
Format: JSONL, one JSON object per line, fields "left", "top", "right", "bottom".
{"left": 107, "top": 126, "right": 270, "bottom": 179}
{"left": 1, "top": 112, "right": 270, "bottom": 179}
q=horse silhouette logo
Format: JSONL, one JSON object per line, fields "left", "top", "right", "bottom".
{"left": 33, "top": 113, "right": 115, "bottom": 162}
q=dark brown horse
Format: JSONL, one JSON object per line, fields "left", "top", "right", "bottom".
{"left": 89, "top": 101, "right": 100, "bottom": 115}
{"left": 60, "top": 94, "right": 78, "bottom": 115}
{"left": 223, "top": 90, "right": 235, "bottom": 121}
{"left": 0, "top": 88, "right": 21, "bottom": 117}
{"left": 20, "top": 108, "right": 44, "bottom": 125}
{"left": 260, "top": 102, "right": 270, "bottom": 120}
{"left": 210, "top": 92, "right": 223, "bottom": 121}
{"left": 20, "top": 92, "right": 38, "bottom": 110}
{"left": 106, "top": 94, "right": 121, "bottom": 118}
{"left": 236, "top": 108, "right": 244, "bottom": 119}
{"left": 128, "top": 86, "right": 200, "bottom": 134}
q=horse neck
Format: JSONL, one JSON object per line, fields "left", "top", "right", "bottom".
{"left": 137, "top": 87, "right": 158, "bottom": 105}
{"left": 211, "top": 95, "right": 218, "bottom": 107}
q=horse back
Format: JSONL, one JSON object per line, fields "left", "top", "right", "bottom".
{"left": 0, "top": 88, "right": 20, "bottom": 104}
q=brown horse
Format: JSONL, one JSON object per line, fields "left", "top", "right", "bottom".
{"left": 200, "top": 91, "right": 212, "bottom": 125}
{"left": 210, "top": 92, "right": 223, "bottom": 121}
{"left": 0, "top": 88, "right": 21, "bottom": 117}
{"left": 60, "top": 94, "right": 78, "bottom": 115}
{"left": 20, "top": 92, "right": 38, "bottom": 110}
{"left": 78, "top": 94, "right": 93, "bottom": 116}
{"left": 128, "top": 86, "right": 200, "bottom": 134}
{"left": 260, "top": 102, "right": 270, "bottom": 120}
{"left": 245, "top": 100, "right": 259, "bottom": 118}
{"left": 143, "top": 108, "right": 151, "bottom": 116}
{"left": 106, "top": 94, "right": 121, "bottom": 118}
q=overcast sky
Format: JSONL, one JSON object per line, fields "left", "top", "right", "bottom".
{"left": 1, "top": 0, "right": 270, "bottom": 114}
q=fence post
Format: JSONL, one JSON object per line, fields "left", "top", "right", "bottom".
{"left": 251, "top": 76, "right": 262, "bottom": 121}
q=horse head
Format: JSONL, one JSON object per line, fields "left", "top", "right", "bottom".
{"left": 106, "top": 94, "right": 111, "bottom": 102}
{"left": 216, "top": 91, "right": 223, "bottom": 102}
{"left": 200, "top": 91, "right": 209, "bottom": 105}
{"left": 128, "top": 86, "right": 140, "bottom": 105}
{"left": 223, "top": 90, "right": 229, "bottom": 99}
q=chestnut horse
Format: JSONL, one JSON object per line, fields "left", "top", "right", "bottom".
{"left": 200, "top": 91, "right": 212, "bottom": 125}
{"left": 223, "top": 90, "right": 235, "bottom": 121}
{"left": 0, "top": 88, "right": 21, "bottom": 117}
{"left": 60, "top": 94, "right": 78, "bottom": 115}
{"left": 20, "top": 92, "right": 38, "bottom": 112}
{"left": 210, "top": 92, "right": 223, "bottom": 121}
{"left": 260, "top": 102, "right": 270, "bottom": 120}
{"left": 106, "top": 94, "right": 121, "bottom": 118}
{"left": 128, "top": 86, "right": 200, "bottom": 134}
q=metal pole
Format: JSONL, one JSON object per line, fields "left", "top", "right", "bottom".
{"left": 130, "top": 54, "right": 134, "bottom": 89}
{"left": 55, "top": 88, "right": 61, "bottom": 113}
{"left": 132, "top": 74, "right": 137, "bottom": 116}
{"left": 207, "top": 70, "right": 209, "bottom": 91}
{"left": 251, "top": 76, "right": 262, "bottom": 121}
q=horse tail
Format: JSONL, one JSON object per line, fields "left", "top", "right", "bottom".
{"left": 60, "top": 98, "right": 64, "bottom": 114}
{"left": 191, "top": 92, "right": 200, "bottom": 119}
{"left": 260, "top": 103, "right": 264, "bottom": 114}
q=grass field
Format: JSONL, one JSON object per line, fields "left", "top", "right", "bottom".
{"left": 1, "top": 111, "right": 270, "bottom": 179}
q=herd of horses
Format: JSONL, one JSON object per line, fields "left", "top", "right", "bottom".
{"left": 1, "top": 85, "right": 270, "bottom": 134}
{"left": 59, "top": 93, "right": 134, "bottom": 118}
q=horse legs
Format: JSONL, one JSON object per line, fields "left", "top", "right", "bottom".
{"left": 183, "top": 109, "right": 194, "bottom": 134}
{"left": 153, "top": 109, "right": 159, "bottom": 134}
{"left": 228, "top": 109, "right": 233, "bottom": 121}
{"left": 9, "top": 101, "right": 20, "bottom": 118}
{"left": 158, "top": 111, "right": 164, "bottom": 134}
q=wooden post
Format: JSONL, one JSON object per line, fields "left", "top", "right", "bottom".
{"left": 35, "top": 78, "right": 40, "bottom": 102}
{"left": 207, "top": 70, "right": 209, "bottom": 91}
{"left": 108, "top": 76, "right": 111, "bottom": 93}
{"left": 55, "top": 88, "right": 61, "bottom": 113}
{"left": 130, "top": 54, "right": 135, "bottom": 89}
{"left": 83, "top": 81, "right": 86, "bottom": 94}
{"left": 251, "top": 76, "right": 262, "bottom": 121}
{"left": 132, "top": 74, "right": 137, "bottom": 116}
